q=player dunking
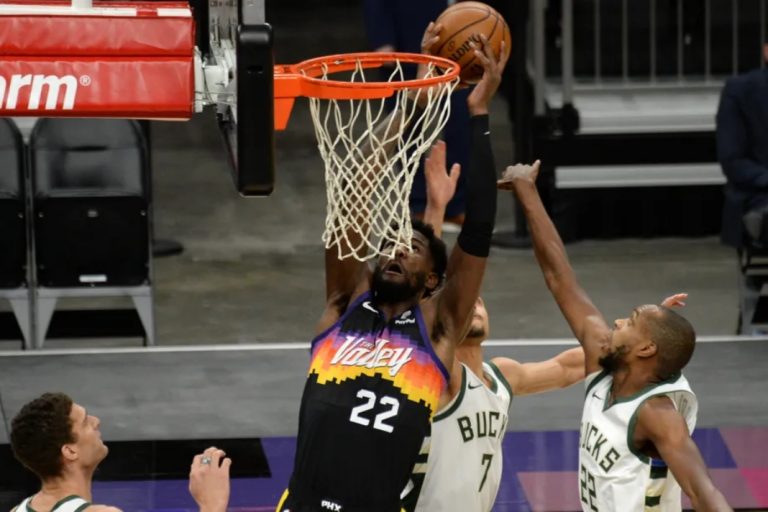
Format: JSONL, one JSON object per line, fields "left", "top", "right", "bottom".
{"left": 277, "top": 32, "right": 508, "bottom": 512}
{"left": 498, "top": 161, "right": 732, "bottom": 511}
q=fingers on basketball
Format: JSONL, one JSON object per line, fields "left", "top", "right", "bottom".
{"left": 430, "top": 1, "right": 511, "bottom": 84}
{"left": 422, "top": 22, "right": 442, "bottom": 53}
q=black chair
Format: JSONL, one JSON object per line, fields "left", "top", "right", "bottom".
{"left": 0, "top": 119, "right": 26, "bottom": 288}
{"left": 30, "top": 118, "right": 155, "bottom": 347}
{"left": 0, "top": 118, "right": 31, "bottom": 348}
{"left": 737, "top": 244, "right": 768, "bottom": 334}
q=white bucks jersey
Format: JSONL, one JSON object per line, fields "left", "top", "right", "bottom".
{"left": 15, "top": 495, "right": 90, "bottom": 512}
{"left": 579, "top": 371, "right": 698, "bottom": 512}
{"left": 405, "top": 362, "right": 512, "bottom": 512}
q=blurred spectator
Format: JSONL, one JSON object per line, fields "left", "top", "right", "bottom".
{"left": 363, "top": 0, "right": 471, "bottom": 225}
{"left": 716, "top": 39, "right": 768, "bottom": 248}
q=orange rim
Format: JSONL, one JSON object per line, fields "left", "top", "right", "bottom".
{"left": 275, "top": 52, "right": 460, "bottom": 100}
{"left": 273, "top": 52, "right": 459, "bottom": 130}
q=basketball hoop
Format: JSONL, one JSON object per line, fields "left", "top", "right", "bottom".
{"left": 274, "top": 52, "right": 460, "bottom": 262}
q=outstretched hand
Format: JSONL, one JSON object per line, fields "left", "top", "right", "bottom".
{"left": 467, "top": 34, "right": 509, "bottom": 115}
{"left": 497, "top": 160, "right": 542, "bottom": 190}
{"left": 425, "top": 140, "right": 461, "bottom": 210}
{"left": 421, "top": 21, "right": 442, "bottom": 55}
{"left": 411, "top": 21, "right": 445, "bottom": 106}
{"left": 661, "top": 293, "right": 688, "bottom": 309}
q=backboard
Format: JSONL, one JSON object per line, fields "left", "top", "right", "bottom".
{"left": 204, "top": 0, "right": 274, "bottom": 196}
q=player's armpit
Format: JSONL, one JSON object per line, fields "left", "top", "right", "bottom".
{"left": 492, "top": 347, "right": 585, "bottom": 396}
{"left": 315, "top": 278, "right": 371, "bottom": 336}
{"left": 315, "top": 301, "right": 344, "bottom": 337}
{"left": 635, "top": 398, "right": 732, "bottom": 511}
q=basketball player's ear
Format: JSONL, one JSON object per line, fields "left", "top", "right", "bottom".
{"left": 62, "top": 442, "right": 78, "bottom": 462}
{"left": 425, "top": 271, "right": 439, "bottom": 293}
{"left": 637, "top": 340, "right": 658, "bottom": 359}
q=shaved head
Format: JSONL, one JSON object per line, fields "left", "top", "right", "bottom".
{"left": 640, "top": 306, "right": 696, "bottom": 380}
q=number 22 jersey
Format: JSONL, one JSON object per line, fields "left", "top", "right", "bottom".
{"left": 579, "top": 370, "right": 697, "bottom": 512}
{"left": 287, "top": 291, "right": 449, "bottom": 512}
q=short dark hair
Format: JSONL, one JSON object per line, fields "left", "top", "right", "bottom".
{"left": 412, "top": 219, "right": 448, "bottom": 293}
{"left": 642, "top": 307, "right": 696, "bottom": 381}
{"left": 10, "top": 392, "right": 75, "bottom": 479}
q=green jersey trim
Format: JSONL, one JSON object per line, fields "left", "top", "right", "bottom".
{"left": 650, "top": 463, "right": 668, "bottom": 479}
{"left": 25, "top": 495, "right": 88, "bottom": 512}
{"left": 584, "top": 370, "right": 609, "bottom": 398}
{"left": 487, "top": 361, "right": 513, "bottom": 400}
{"left": 645, "top": 495, "right": 661, "bottom": 506}
{"left": 626, "top": 388, "right": 686, "bottom": 463}
{"left": 604, "top": 372, "right": 682, "bottom": 411}
{"left": 433, "top": 365, "right": 467, "bottom": 422}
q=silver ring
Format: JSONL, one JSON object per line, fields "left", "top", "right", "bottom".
{"left": 201, "top": 456, "right": 212, "bottom": 465}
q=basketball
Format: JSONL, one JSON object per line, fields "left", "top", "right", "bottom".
{"left": 430, "top": 1, "right": 511, "bottom": 84}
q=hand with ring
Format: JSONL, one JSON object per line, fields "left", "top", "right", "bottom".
{"left": 189, "top": 446, "right": 231, "bottom": 512}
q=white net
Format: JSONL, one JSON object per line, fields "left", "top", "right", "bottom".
{"left": 307, "top": 57, "right": 459, "bottom": 261}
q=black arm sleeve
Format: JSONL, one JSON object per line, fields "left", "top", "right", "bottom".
{"left": 457, "top": 114, "right": 497, "bottom": 257}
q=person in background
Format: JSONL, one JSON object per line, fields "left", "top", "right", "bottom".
{"left": 716, "top": 38, "right": 768, "bottom": 249}
{"left": 716, "top": 38, "right": 768, "bottom": 332}
{"left": 363, "top": 0, "right": 471, "bottom": 227}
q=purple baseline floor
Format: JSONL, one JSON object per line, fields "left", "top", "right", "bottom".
{"left": 93, "top": 427, "right": 768, "bottom": 511}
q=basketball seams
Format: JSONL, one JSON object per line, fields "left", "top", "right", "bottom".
{"left": 431, "top": 2, "right": 510, "bottom": 83}
{"left": 432, "top": 6, "right": 492, "bottom": 56}
{"left": 459, "top": 13, "right": 500, "bottom": 82}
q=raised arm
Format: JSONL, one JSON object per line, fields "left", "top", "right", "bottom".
{"left": 490, "top": 293, "right": 684, "bottom": 393}
{"left": 635, "top": 398, "right": 732, "bottom": 511}
{"left": 498, "top": 162, "right": 610, "bottom": 374}
{"left": 423, "top": 140, "right": 461, "bottom": 238}
{"left": 491, "top": 347, "right": 585, "bottom": 396}
{"left": 432, "top": 36, "right": 507, "bottom": 346}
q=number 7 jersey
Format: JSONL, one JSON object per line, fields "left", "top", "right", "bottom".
{"left": 287, "top": 292, "right": 449, "bottom": 512}
{"left": 402, "top": 362, "right": 512, "bottom": 512}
